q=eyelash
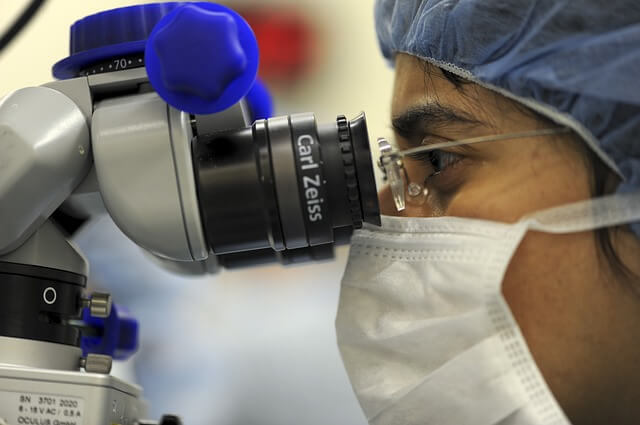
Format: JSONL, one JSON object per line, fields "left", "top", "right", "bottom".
{"left": 407, "top": 150, "right": 463, "bottom": 177}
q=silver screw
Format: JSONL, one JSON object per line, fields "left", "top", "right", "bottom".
{"left": 80, "top": 354, "right": 112, "bottom": 374}
{"left": 82, "top": 292, "right": 112, "bottom": 318}
{"left": 407, "top": 182, "right": 423, "bottom": 197}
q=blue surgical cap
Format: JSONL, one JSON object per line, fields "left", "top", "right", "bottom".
{"left": 375, "top": 0, "right": 640, "bottom": 236}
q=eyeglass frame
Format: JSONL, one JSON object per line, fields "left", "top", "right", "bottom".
{"left": 377, "top": 127, "right": 571, "bottom": 212}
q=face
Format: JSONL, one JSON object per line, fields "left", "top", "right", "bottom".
{"left": 381, "top": 53, "right": 640, "bottom": 425}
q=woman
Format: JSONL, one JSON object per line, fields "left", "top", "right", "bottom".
{"left": 335, "top": 1, "right": 640, "bottom": 424}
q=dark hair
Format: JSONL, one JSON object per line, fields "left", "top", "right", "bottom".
{"left": 439, "top": 69, "right": 638, "bottom": 286}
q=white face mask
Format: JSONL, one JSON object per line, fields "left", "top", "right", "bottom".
{"left": 335, "top": 192, "right": 640, "bottom": 425}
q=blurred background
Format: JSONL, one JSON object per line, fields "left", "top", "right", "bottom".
{"left": 0, "top": 1, "right": 394, "bottom": 424}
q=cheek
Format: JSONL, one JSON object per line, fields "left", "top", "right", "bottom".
{"left": 501, "top": 231, "right": 598, "bottom": 334}
{"left": 501, "top": 230, "right": 613, "bottom": 415}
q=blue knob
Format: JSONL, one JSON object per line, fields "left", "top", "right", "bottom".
{"left": 145, "top": 3, "right": 259, "bottom": 114}
{"left": 81, "top": 304, "right": 139, "bottom": 361}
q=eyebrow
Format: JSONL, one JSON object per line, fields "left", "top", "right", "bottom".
{"left": 391, "top": 102, "right": 487, "bottom": 143}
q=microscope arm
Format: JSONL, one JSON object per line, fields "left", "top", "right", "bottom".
{"left": 0, "top": 68, "right": 249, "bottom": 275}
{"left": 0, "top": 84, "right": 92, "bottom": 256}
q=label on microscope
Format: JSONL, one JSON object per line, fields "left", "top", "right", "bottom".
{"left": 0, "top": 391, "right": 84, "bottom": 425}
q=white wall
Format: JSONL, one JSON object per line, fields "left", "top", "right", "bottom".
{"left": 1, "top": 2, "right": 394, "bottom": 424}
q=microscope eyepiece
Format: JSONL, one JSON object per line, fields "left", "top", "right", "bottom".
{"left": 192, "top": 112, "right": 380, "bottom": 265}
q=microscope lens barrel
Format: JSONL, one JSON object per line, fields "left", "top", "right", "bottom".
{"left": 192, "top": 113, "right": 380, "bottom": 262}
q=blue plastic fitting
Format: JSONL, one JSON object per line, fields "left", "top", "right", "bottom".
{"left": 81, "top": 304, "right": 139, "bottom": 360}
{"left": 245, "top": 79, "right": 274, "bottom": 120}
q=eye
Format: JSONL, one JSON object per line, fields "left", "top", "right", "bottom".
{"left": 406, "top": 149, "right": 463, "bottom": 177}
{"left": 428, "top": 150, "right": 463, "bottom": 176}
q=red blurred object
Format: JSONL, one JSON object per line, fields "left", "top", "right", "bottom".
{"left": 235, "top": 6, "right": 317, "bottom": 84}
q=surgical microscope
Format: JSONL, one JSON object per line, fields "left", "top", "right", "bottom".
{"left": 0, "top": 2, "right": 380, "bottom": 424}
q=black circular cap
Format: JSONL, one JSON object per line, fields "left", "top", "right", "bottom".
{"left": 349, "top": 112, "right": 381, "bottom": 226}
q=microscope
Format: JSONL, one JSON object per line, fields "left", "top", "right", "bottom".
{"left": 0, "top": 2, "right": 380, "bottom": 424}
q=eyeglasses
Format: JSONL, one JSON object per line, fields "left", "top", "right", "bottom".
{"left": 377, "top": 127, "right": 570, "bottom": 212}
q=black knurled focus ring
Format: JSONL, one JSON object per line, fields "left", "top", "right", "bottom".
{"left": 337, "top": 115, "right": 363, "bottom": 229}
